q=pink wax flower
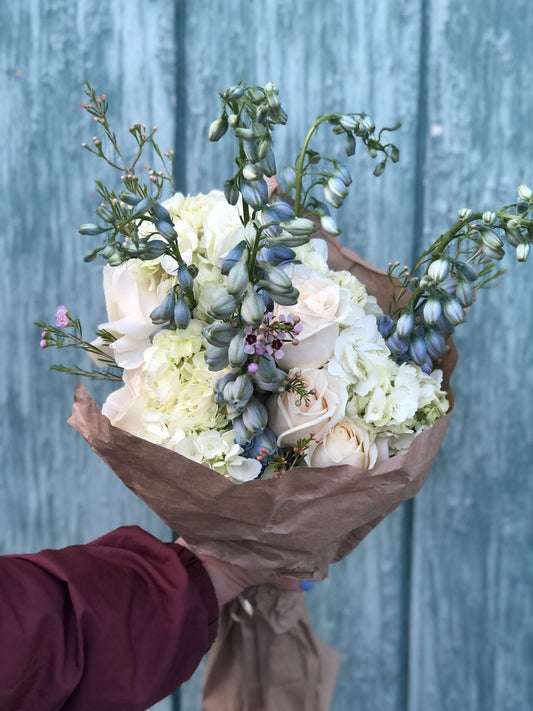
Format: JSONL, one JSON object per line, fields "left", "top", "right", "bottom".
{"left": 55, "top": 305, "right": 70, "bottom": 328}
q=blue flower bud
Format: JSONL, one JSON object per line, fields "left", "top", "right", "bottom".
{"left": 234, "top": 127, "right": 255, "bottom": 141}
{"left": 482, "top": 211, "right": 497, "bottom": 226}
{"left": 258, "top": 288, "right": 274, "bottom": 312}
{"left": 155, "top": 220, "right": 177, "bottom": 240}
{"left": 151, "top": 201, "right": 173, "bottom": 223}
{"left": 241, "top": 179, "right": 268, "bottom": 209}
{"left": 409, "top": 333, "right": 427, "bottom": 366}
{"left": 107, "top": 252, "right": 125, "bottom": 266}
{"left": 96, "top": 205, "right": 115, "bottom": 223}
{"left": 334, "top": 163, "right": 352, "bottom": 186}
{"left": 223, "top": 84, "right": 245, "bottom": 101}
{"left": 439, "top": 276, "right": 458, "bottom": 296}
{"left": 259, "top": 149, "right": 276, "bottom": 178}
{"left": 177, "top": 264, "right": 194, "bottom": 291}
{"left": 119, "top": 191, "right": 141, "bottom": 206}
{"left": 255, "top": 102, "right": 270, "bottom": 122}
{"left": 224, "top": 180, "right": 240, "bottom": 205}
{"left": 505, "top": 228, "right": 522, "bottom": 248}
{"left": 241, "top": 287, "right": 265, "bottom": 325}
{"left": 252, "top": 361, "right": 287, "bottom": 393}
{"left": 455, "top": 278, "right": 474, "bottom": 307}
{"left": 323, "top": 184, "right": 344, "bottom": 208}
{"left": 272, "top": 230, "right": 311, "bottom": 248}
{"left": 360, "top": 115, "right": 375, "bottom": 133}
{"left": 223, "top": 374, "right": 254, "bottom": 412}
{"left": 378, "top": 314, "right": 394, "bottom": 339}
{"left": 423, "top": 297, "right": 442, "bottom": 324}
{"left": 150, "top": 290, "right": 176, "bottom": 324}
{"left": 396, "top": 312, "right": 415, "bottom": 338}
{"left": 245, "top": 428, "right": 278, "bottom": 459}
{"left": 420, "top": 357, "right": 434, "bottom": 375}
{"left": 480, "top": 227, "right": 503, "bottom": 249}
{"left": 214, "top": 373, "right": 236, "bottom": 405}
{"left": 456, "top": 261, "right": 477, "bottom": 282}
{"left": 141, "top": 240, "right": 167, "bottom": 259}
{"left": 261, "top": 245, "right": 295, "bottom": 266}
{"left": 227, "top": 256, "right": 250, "bottom": 298}
{"left": 436, "top": 314, "right": 455, "bottom": 336}
{"left": 442, "top": 298, "right": 465, "bottom": 325}
{"left": 203, "top": 323, "right": 236, "bottom": 347}
{"left": 268, "top": 199, "right": 295, "bottom": 222}
{"left": 427, "top": 258, "right": 450, "bottom": 281}
{"left": 259, "top": 262, "right": 293, "bottom": 291}
{"left": 338, "top": 114, "right": 358, "bottom": 131}
{"left": 205, "top": 345, "right": 230, "bottom": 372}
{"left": 233, "top": 416, "right": 255, "bottom": 446}
{"left": 243, "top": 140, "right": 259, "bottom": 164}
{"left": 387, "top": 332, "right": 409, "bottom": 356}
{"left": 228, "top": 331, "right": 247, "bottom": 368}
{"left": 79, "top": 223, "right": 107, "bottom": 236}
{"left": 517, "top": 183, "right": 533, "bottom": 202}
{"left": 279, "top": 217, "right": 316, "bottom": 236}
{"left": 242, "top": 397, "right": 268, "bottom": 436}
{"left": 424, "top": 329, "right": 446, "bottom": 360}
{"left": 516, "top": 242, "right": 530, "bottom": 262}
{"left": 345, "top": 133, "right": 356, "bottom": 156}
{"left": 131, "top": 197, "right": 153, "bottom": 216}
{"left": 320, "top": 214, "right": 341, "bottom": 235}
{"left": 208, "top": 293, "right": 239, "bottom": 319}
{"left": 257, "top": 136, "right": 272, "bottom": 159}
{"left": 173, "top": 295, "right": 191, "bottom": 329}
{"left": 208, "top": 115, "right": 229, "bottom": 142}
{"left": 266, "top": 285, "right": 299, "bottom": 305}
{"left": 222, "top": 240, "right": 247, "bottom": 275}
{"left": 242, "top": 163, "right": 263, "bottom": 181}
{"left": 327, "top": 176, "right": 349, "bottom": 199}
{"left": 282, "top": 166, "right": 297, "bottom": 188}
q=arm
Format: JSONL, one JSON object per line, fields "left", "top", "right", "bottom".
{"left": 0, "top": 526, "right": 219, "bottom": 711}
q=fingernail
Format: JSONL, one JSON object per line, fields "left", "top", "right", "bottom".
{"left": 300, "top": 581, "right": 314, "bottom": 591}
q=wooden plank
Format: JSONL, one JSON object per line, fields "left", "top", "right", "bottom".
{"left": 409, "top": 1, "right": 533, "bottom": 710}
{"left": 0, "top": 1, "right": 179, "bottom": 708}
{"left": 177, "top": 1, "right": 424, "bottom": 708}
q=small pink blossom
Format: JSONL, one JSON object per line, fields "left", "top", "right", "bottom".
{"left": 39, "top": 339, "right": 47, "bottom": 348}
{"left": 55, "top": 305, "right": 70, "bottom": 328}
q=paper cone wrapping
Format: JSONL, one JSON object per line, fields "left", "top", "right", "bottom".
{"left": 68, "top": 225, "right": 457, "bottom": 711}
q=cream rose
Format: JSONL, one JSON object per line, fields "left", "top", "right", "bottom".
{"left": 310, "top": 416, "right": 378, "bottom": 470}
{"left": 273, "top": 264, "right": 353, "bottom": 370}
{"left": 267, "top": 368, "right": 348, "bottom": 448}
{"left": 96, "top": 263, "right": 173, "bottom": 370}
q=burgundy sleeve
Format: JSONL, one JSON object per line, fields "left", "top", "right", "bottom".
{"left": 0, "top": 526, "right": 219, "bottom": 711}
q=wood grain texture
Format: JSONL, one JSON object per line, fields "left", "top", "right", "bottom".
{"left": 177, "top": 1, "right": 424, "bottom": 709}
{"left": 2, "top": 1, "right": 532, "bottom": 710}
{"left": 408, "top": 2, "right": 533, "bottom": 710}
{"left": 0, "top": 1, "right": 178, "bottom": 708}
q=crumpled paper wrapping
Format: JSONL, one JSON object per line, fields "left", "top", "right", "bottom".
{"left": 68, "top": 225, "right": 457, "bottom": 711}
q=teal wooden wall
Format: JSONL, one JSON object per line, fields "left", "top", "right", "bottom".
{"left": 1, "top": 2, "right": 532, "bottom": 710}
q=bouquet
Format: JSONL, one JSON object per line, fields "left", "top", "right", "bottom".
{"left": 39, "top": 81, "right": 532, "bottom": 711}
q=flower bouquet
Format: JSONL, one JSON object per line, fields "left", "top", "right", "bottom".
{"left": 39, "top": 82, "right": 532, "bottom": 711}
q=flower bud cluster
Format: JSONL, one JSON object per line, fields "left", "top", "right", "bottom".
{"left": 283, "top": 111, "right": 400, "bottom": 237}
{"left": 385, "top": 184, "right": 533, "bottom": 371}
{"left": 209, "top": 82, "right": 288, "bottom": 212}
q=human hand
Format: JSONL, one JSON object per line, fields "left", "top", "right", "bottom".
{"left": 176, "top": 537, "right": 306, "bottom": 608}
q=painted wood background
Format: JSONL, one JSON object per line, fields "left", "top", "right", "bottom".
{"left": 1, "top": 1, "right": 532, "bottom": 710}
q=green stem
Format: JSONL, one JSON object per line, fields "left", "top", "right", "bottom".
{"left": 294, "top": 114, "right": 338, "bottom": 215}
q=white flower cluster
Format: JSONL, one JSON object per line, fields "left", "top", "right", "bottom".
{"left": 99, "top": 191, "right": 261, "bottom": 482}
{"left": 96, "top": 190, "right": 448, "bottom": 482}
{"left": 267, "top": 239, "right": 449, "bottom": 468}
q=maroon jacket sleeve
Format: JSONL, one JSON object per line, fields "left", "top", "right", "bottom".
{"left": 0, "top": 526, "right": 219, "bottom": 711}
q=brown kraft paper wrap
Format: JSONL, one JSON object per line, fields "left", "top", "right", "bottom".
{"left": 68, "top": 221, "right": 457, "bottom": 711}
